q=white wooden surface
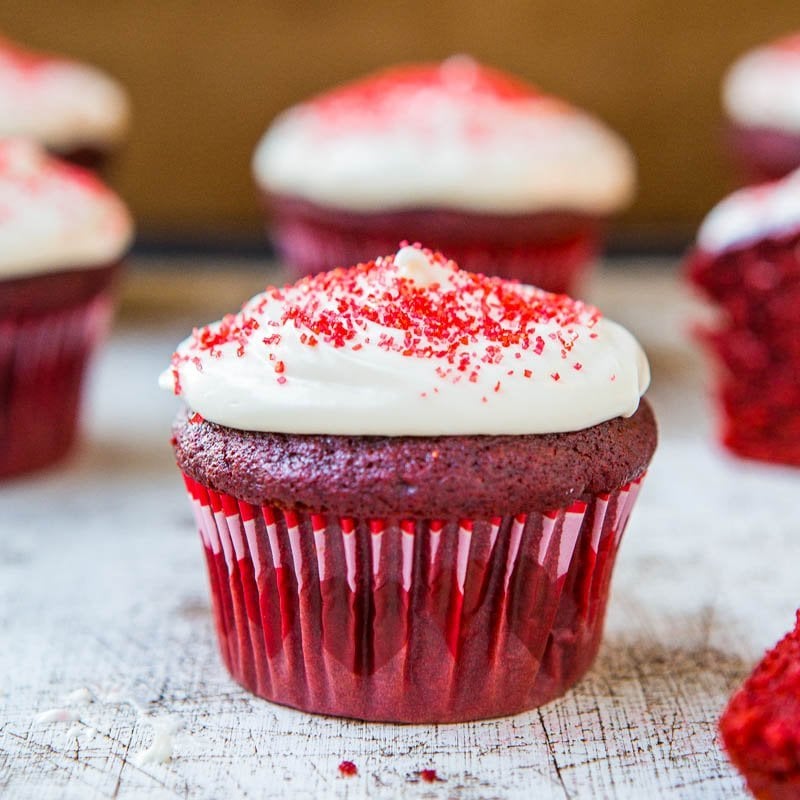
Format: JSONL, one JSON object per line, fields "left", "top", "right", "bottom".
{"left": 2, "top": 260, "right": 798, "bottom": 799}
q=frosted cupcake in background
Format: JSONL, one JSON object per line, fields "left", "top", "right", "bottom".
{"left": 686, "top": 168, "right": 800, "bottom": 466}
{"left": 161, "top": 244, "right": 656, "bottom": 723}
{"left": 0, "top": 35, "right": 129, "bottom": 170}
{"left": 724, "top": 33, "right": 800, "bottom": 183}
{"left": 0, "top": 139, "right": 133, "bottom": 477}
{"left": 253, "top": 56, "right": 636, "bottom": 294}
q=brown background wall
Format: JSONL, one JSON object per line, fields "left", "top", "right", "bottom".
{"left": 2, "top": 1, "right": 798, "bottom": 244}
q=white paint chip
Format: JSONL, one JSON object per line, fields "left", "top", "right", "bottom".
{"left": 135, "top": 717, "right": 181, "bottom": 766}
{"left": 64, "top": 687, "right": 92, "bottom": 706}
{"left": 35, "top": 708, "right": 80, "bottom": 725}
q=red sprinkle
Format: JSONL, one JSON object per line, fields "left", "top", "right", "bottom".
{"left": 419, "top": 769, "right": 440, "bottom": 783}
{"left": 338, "top": 761, "right": 357, "bottom": 777}
{"left": 188, "top": 412, "right": 204, "bottom": 424}
{"left": 169, "top": 247, "right": 602, "bottom": 396}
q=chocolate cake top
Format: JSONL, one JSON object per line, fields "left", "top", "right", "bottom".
{"left": 173, "top": 399, "right": 657, "bottom": 517}
{"left": 161, "top": 245, "right": 651, "bottom": 436}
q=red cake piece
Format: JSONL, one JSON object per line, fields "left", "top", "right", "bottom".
{"left": 720, "top": 612, "right": 800, "bottom": 799}
{"left": 686, "top": 171, "right": 800, "bottom": 466}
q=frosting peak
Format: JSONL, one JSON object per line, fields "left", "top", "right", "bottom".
{"left": 253, "top": 57, "right": 636, "bottom": 215}
{"left": 161, "top": 246, "right": 650, "bottom": 436}
{"left": 0, "top": 139, "right": 133, "bottom": 277}
{"left": 0, "top": 36, "right": 129, "bottom": 151}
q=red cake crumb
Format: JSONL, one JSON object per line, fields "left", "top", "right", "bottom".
{"left": 338, "top": 760, "right": 358, "bottom": 777}
{"left": 419, "top": 769, "right": 440, "bottom": 783}
{"left": 720, "top": 612, "right": 800, "bottom": 799}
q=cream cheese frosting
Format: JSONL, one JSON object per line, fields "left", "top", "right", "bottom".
{"left": 161, "top": 245, "right": 650, "bottom": 436}
{"left": 253, "top": 56, "right": 636, "bottom": 215}
{"left": 0, "top": 36, "right": 129, "bottom": 151}
{"left": 0, "top": 139, "right": 134, "bottom": 278}
{"left": 723, "top": 33, "right": 800, "bottom": 133}
{"left": 697, "top": 168, "right": 800, "bottom": 253}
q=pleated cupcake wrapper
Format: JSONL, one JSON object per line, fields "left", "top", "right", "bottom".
{"left": 0, "top": 294, "right": 113, "bottom": 477}
{"left": 272, "top": 217, "right": 597, "bottom": 296}
{"left": 183, "top": 472, "right": 645, "bottom": 722}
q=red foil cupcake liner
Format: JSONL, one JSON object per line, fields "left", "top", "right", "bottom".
{"left": 272, "top": 223, "right": 597, "bottom": 296}
{"left": 0, "top": 293, "right": 113, "bottom": 477}
{"left": 182, "top": 472, "right": 645, "bottom": 722}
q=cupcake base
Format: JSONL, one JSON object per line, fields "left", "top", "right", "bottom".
{"left": 0, "top": 264, "right": 118, "bottom": 478}
{"left": 726, "top": 123, "right": 800, "bottom": 183}
{"left": 688, "top": 232, "right": 800, "bottom": 467}
{"left": 182, "top": 472, "right": 645, "bottom": 722}
{"left": 266, "top": 194, "right": 601, "bottom": 294}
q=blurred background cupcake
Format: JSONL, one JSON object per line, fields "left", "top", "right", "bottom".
{"left": 686, "top": 167, "right": 800, "bottom": 466}
{"left": 0, "top": 139, "right": 133, "bottom": 478}
{"left": 0, "top": 34, "right": 129, "bottom": 171}
{"left": 253, "top": 56, "right": 635, "bottom": 294}
{"left": 724, "top": 33, "right": 800, "bottom": 184}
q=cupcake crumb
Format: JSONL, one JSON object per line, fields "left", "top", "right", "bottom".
{"left": 338, "top": 760, "right": 358, "bottom": 777}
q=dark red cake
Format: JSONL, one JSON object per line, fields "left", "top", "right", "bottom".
{"left": 720, "top": 612, "right": 800, "bottom": 800}
{"left": 163, "top": 245, "right": 655, "bottom": 722}
{"left": 687, "top": 172, "right": 800, "bottom": 466}
{"left": 253, "top": 56, "right": 635, "bottom": 292}
{"left": 0, "top": 140, "right": 132, "bottom": 478}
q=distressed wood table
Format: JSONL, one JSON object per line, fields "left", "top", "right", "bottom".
{"left": 2, "top": 259, "right": 797, "bottom": 799}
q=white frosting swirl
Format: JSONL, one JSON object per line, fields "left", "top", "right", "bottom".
{"left": 0, "top": 139, "right": 134, "bottom": 278}
{"left": 253, "top": 56, "right": 636, "bottom": 215}
{"left": 723, "top": 34, "right": 800, "bottom": 133}
{"left": 697, "top": 167, "right": 800, "bottom": 253}
{"left": 0, "top": 37, "right": 129, "bottom": 151}
{"left": 161, "top": 246, "right": 650, "bottom": 436}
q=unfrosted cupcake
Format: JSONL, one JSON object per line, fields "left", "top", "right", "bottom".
{"left": 724, "top": 33, "right": 800, "bottom": 182}
{"left": 161, "top": 244, "right": 656, "bottom": 722}
{"left": 0, "top": 35, "right": 129, "bottom": 170}
{"left": 0, "top": 139, "right": 133, "bottom": 477}
{"left": 686, "top": 168, "right": 800, "bottom": 465}
{"left": 253, "top": 56, "right": 636, "bottom": 294}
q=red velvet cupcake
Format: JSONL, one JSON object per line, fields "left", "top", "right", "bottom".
{"left": 0, "top": 139, "right": 133, "bottom": 477}
{"left": 252, "top": 56, "right": 636, "bottom": 294}
{"left": 720, "top": 612, "right": 800, "bottom": 800}
{"left": 0, "top": 35, "right": 130, "bottom": 170}
{"left": 687, "top": 169, "right": 800, "bottom": 466}
{"left": 724, "top": 33, "right": 800, "bottom": 183}
{"left": 162, "top": 244, "right": 655, "bottom": 722}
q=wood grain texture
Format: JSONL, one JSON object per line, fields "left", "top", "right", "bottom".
{"left": 2, "top": 259, "right": 795, "bottom": 799}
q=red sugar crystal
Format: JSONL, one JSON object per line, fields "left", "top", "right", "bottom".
{"left": 338, "top": 760, "right": 358, "bottom": 777}
{"left": 720, "top": 612, "right": 800, "bottom": 800}
{"left": 170, "top": 247, "right": 601, "bottom": 397}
